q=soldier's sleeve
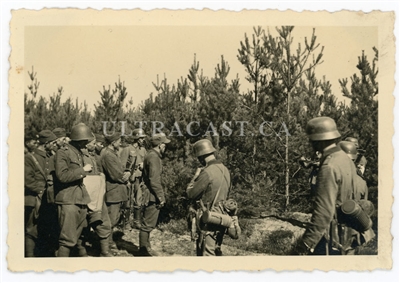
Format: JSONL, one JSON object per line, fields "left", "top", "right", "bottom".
{"left": 102, "top": 152, "right": 125, "bottom": 183}
{"left": 24, "top": 155, "right": 45, "bottom": 194}
{"left": 186, "top": 170, "right": 210, "bottom": 200}
{"left": 147, "top": 154, "right": 165, "bottom": 203}
{"left": 55, "top": 150, "right": 87, "bottom": 183}
{"left": 302, "top": 163, "right": 338, "bottom": 249}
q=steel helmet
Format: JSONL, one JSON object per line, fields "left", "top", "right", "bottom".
{"left": 345, "top": 137, "right": 359, "bottom": 148}
{"left": 306, "top": 117, "right": 341, "bottom": 141}
{"left": 338, "top": 141, "right": 358, "bottom": 160}
{"left": 70, "top": 123, "right": 93, "bottom": 141}
{"left": 193, "top": 139, "right": 216, "bottom": 157}
{"left": 132, "top": 128, "right": 147, "bottom": 139}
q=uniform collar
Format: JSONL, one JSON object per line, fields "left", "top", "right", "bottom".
{"left": 321, "top": 145, "right": 341, "bottom": 163}
{"left": 206, "top": 159, "right": 222, "bottom": 167}
{"left": 69, "top": 144, "right": 83, "bottom": 156}
{"left": 149, "top": 148, "right": 162, "bottom": 158}
{"left": 105, "top": 147, "right": 119, "bottom": 156}
{"left": 34, "top": 148, "right": 47, "bottom": 158}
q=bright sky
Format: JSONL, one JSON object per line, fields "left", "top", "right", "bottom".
{"left": 25, "top": 26, "right": 377, "bottom": 110}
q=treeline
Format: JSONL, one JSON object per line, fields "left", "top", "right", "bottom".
{"left": 24, "top": 26, "right": 378, "bottom": 218}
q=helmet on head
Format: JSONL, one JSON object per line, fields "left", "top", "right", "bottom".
{"left": 306, "top": 117, "right": 341, "bottom": 141}
{"left": 193, "top": 139, "right": 216, "bottom": 157}
{"left": 133, "top": 128, "right": 147, "bottom": 139}
{"left": 70, "top": 124, "right": 93, "bottom": 141}
{"left": 338, "top": 141, "right": 358, "bottom": 160}
{"left": 345, "top": 137, "right": 359, "bottom": 148}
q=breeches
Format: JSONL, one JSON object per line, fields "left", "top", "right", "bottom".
{"left": 58, "top": 204, "right": 87, "bottom": 248}
{"left": 106, "top": 202, "right": 123, "bottom": 228}
{"left": 140, "top": 202, "right": 159, "bottom": 233}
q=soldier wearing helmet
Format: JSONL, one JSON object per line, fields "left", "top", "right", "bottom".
{"left": 338, "top": 141, "right": 369, "bottom": 200}
{"left": 186, "top": 139, "right": 232, "bottom": 256}
{"left": 138, "top": 133, "right": 170, "bottom": 256}
{"left": 53, "top": 123, "right": 94, "bottom": 257}
{"left": 119, "top": 128, "right": 148, "bottom": 230}
{"left": 298, "top": 117, "right": 370, "bottom": 255}
{"left": 345, "top": 136, "right": 368, "bottom": 175}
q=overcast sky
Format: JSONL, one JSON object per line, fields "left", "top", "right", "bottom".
{"left": 25, "top": 25, "right": 377, "bottom": 111}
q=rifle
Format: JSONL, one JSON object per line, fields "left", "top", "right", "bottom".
{"left": 121, "top": 151, "right": 137, "bottom": 231}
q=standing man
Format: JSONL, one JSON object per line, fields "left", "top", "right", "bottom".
{"left": 186, "top": 139, "right": 231, "bottom": 256}
{"left": 345, "top": 137, "right": 368, "bottom": 175}
{"left": 93, "top": 133, "right": 105, "bottom": 172}
{"left": 139, "top": 133, "right": 170, "bottom": 256}
{"left": 338, "top": 141, "right": 369, "bottom": 201}
{"left": 101, "top": 132, "right": 130, "bottom": 234}
{"left": 53, "top": 127, "right": 68, "bottom": 151}
{"left": 299, "top": 117, "right": 367, "bottom": 255}
{"left": 54, "top": 123, "right": 93, "bottom": 257}
{"left": 119, "top": 128, "right": 147, "bottom": 229}
{"left": 82, "top": 135, "right": 112, "bottom": 256}
{"left": 24, "top": 130, "right": 57, "bottom": 257}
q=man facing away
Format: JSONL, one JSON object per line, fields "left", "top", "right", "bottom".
{"left": 186, "top": 139, "right": 231, "bottom": 256}
{"left": 299, "top": 117, "right": 370, "bottom": 255}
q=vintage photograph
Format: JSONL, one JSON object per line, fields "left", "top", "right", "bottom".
{"left": 7, "top": 9, "right": 395, "bottom": 272}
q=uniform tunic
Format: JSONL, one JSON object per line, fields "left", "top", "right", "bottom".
{"left": 101, "top": 147, "right": 129, "bottom": 227}
{"left": 302, "top": 146, "right": 365, "bottom": 254}
{"left": 140, "top": 149, "right": 165, "bottom": 234}
{"left": 54, "top": 144, "right": 90, "bottom": 248}
{"left": 186, "top": 159, "right": 231, "bottom": 256}
{"left": 24, "top": 148, "right": 53, "bottom": 240}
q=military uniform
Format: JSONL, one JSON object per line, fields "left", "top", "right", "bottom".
{"left": 54, "top": 144, "right": 91, "bottom": 256}
{"left": 24, "top": 148, "right": 52, "bottom": 256}
{"left": 187, "top": 160, "right": 231, "bottom": 256}
{"left": 302, "top": 146, "right": 366, "bottom": 255}
{"left": 101, "top": 147, "right": 129, "bottom": 227}
{"left": 141, "top": 149, "right": 165, "bottom": 232}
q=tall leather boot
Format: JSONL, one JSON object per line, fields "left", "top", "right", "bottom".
{"left": 99, "top": 237, "right": 112, "bottom": 257}
{"left": 138, "top": 231, "right": 158, "bottom": 256}
{"left": 124, "top": 209, "right": 132, "bottom": 231}
{"left": 76, "top": 238, "right": 88, "bottom": 257}
{"left": 131, "top": 207, "right": 142, "bottom": 230}
{"left": 25, "top": 236, "right": 36, "bottom": 257}
{"left": 56, "top": 245, "right": 71, "bottom": 257}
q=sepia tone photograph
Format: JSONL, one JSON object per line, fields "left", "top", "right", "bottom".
{"left": 6, "top": 7, "right": 395, "bottom": 273}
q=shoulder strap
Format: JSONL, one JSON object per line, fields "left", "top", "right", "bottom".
{"left": 28, "top": 153, "right": 47, "bottom": 179}
{"left": 211, "top": 165, "right": 226, "bottom": 208}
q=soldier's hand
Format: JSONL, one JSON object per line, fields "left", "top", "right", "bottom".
{"left": 83, "top": 164, "right": 93, "bottom": 172}
{"left": 157, "top": 201, "right": 165, "bottom": 209}
{"left": 122, "top": 171, "right": 131, "bottom": 182}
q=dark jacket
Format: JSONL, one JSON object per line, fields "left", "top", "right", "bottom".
{"left": 142, "top": 149, "right": 165, "bottom": 204}
{"left": 186, "top": 159, "right": 230, "bottom": 210}
{"left": 54, "top": 144, "right": 90, "bottom": 205}
{"left": 101, "top": 147, "right": 128, "bottom": 203}
{"left": 302, "top": 145, "right": 364, "bottom": 250}
{"left": 24, "top": 148, "right": 53, "bottom": 206}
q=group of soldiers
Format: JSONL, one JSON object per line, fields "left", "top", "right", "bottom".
{"left": 24, "top": 116, "right": 375, "bottom": 258}
{"left": 24, "top": 122, "right": 239, "bottom": 257}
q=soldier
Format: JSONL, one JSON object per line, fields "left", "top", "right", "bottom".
{"left": 298, "top": 117, "right": 370, "bottom": 255}
{"left": 24, "top": 133, "right": 38, "bottom": 155}
{"left": 138, "top": 133, "right": 170, "bottom": 256}
{"left": 24, "top": 130, "right": 57, "bottom": 257}
{"left": 53, "top": 127, "right": 68, "bottom": 151}
{"left": 119, "top": 129, "right": 147, "bottom": 230}
{"left": 345, "top": 137, "right": 368, "bottom": 175}
{"left": 54, "top": 123, "right": 93, "bottom": 257}
{"left": 338, "top": 141, "right": 369, "bottom": 201}
{"left": 93, "top": 133, "right": 105, "bottom": 172}
{"left": 101, "top": 132, "right": 130, "bottom": 236}
{"left": 82, "top": 135, "right": 113, "bottom": 257}
{"left": 186, "top": 139, "right": 232, "bottom": 256}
